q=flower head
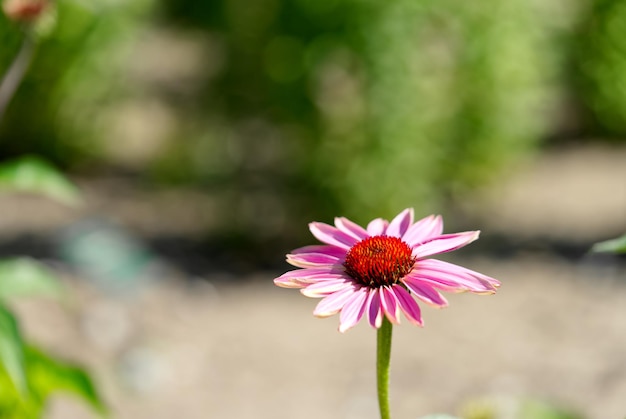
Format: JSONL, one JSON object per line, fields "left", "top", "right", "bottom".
{"left": 274, "top": 208, "right": 500, "bottom": 332}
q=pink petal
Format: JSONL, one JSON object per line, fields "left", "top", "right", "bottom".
{"left": 391, "top": 285, "right": 423, "bottom": 326}
{"left": 291, "top": 245, "right": 347, "bottom": 259}
{"left": 275, "top": 209, "right": 500, "bottom": 332}
{"left": 367, "top": 218, "right": 388, "bottom": 236}
{"left": 276, "top": 267, "right": 343, "bottom": 281}
{"left": 274, "top": 267, "right": 346, "bottom": 288}
{"left": 412, "top": 231, "right": 480, "bottom": 258}
{"left": 402, "top": 276, "right": 449, "bottom": 307}
{"left": 301, "top": 278, "right": 354, "bottom": 298}
{"left": 273, "top": 276, "right": 308, "bottom": 289}
{"left": 386, "top": 208, "right": 414, "bottom": 238}
{"left": 366, "top": 289, "right": 383, "bottom": 328}
{"left": 408, "top": 259, "right": 500, "bottom": 293}
{"left": 380, "top": 286, "right": 401, "bottom": 324}
{"left": 314, "top": 286, "right": 359, "bottom": 318}
{"left": 425, "top": 259, "right": 500, "bottom": 289}
{"left": 310, "top": 222, "right": 359, "bottom": 249}
{"left": 274, "top": 267, "right": 332, "bottom": 288}
{"left": 338, "top": 287, "right": 368, "bottom": 333}
{"left": 287, "top": 252, "right": 341, "bottom": 268}
{"left": 402, "top": 215, "right": 443, "bottom": 246}
{"left": 406, "top": 274, "right": 480, "bottom": 294}
{"left": 334, "top": 217, "right": 368, "bottom": 240}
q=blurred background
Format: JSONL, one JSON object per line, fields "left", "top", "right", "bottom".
{"left": 0, "top": 0, "right": 625, "bottom": 417}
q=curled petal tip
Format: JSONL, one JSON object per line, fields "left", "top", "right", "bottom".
{"left": 338, "top": 325, "right": 350, "bottom": 333}
{"left": 273, "top": 278, "right": 302, "bottom": 289}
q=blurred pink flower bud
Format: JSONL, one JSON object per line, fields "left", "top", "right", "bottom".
{"left": 2, "top": 0, "right": 48, "bottom": 22}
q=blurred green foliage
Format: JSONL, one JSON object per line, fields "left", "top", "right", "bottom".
{"left": 591, "top": 233, "right": 626, "bottom": 254}
{"left": 574, "top": 0, "right": 626, "bottom": 138}
{"left": 1, "top": 0, "right": 625, "bottom": 240}
{"left": 0, "top": 259, "right": 105, "bottom": 418}
{"left": 0, "top": 154, "right": 104, "bottom": 417}
{"left": 0, "top": 342, "right": 105, "bottom": 418}
{"left": 154, "top": 0, "right": 559, "bottom": 229}
{"left": 0, "top": 258, "right": 64, "bottom": 301}
{"left": 0, "top": 156, "right": 81, "bottom": 205}
{"left": 574, "top": 0, "right": 626, "bottom": 136}
{"left": 0, "top": 302, "right": 26, "bottom": 394}
{"left": 461, "top": 395, "right": 583, "bottom": 419}
{"left": 0, "top": 0, "right": 154, "bottom": 164}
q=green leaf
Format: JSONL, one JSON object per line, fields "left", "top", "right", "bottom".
{"left": 0, "top": 373, "right": 38, "bottom": 419}
{"left": 0, "top": 304, "right": 27, "bottom": 395}
{"left": 0, "top": 258, "right": 64, "bottom": 302}
{"left": 0, "top": 156, "right": 81, "bottom": 206}
{"left": 25, "top": 346, "right": 106, "bottom": 416}
{"left": 591, "top": 233, "right": 626, "bottom": 254}
{"left": 520, "top": 399, "right": 583, "bottom": 419}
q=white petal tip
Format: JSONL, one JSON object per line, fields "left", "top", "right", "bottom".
{"left": 313, "top": 312, "right": 335, "bottom": 318}
{"left": 338, "top": 325, "right": 352, "bottom": 333}
{"left": 300, "top": 289, "right": 319, "bottom": 298}
{"left": 273, "top": 279, "right": 301, "bottom": 289}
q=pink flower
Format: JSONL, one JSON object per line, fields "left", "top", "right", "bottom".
{"left": 274, "top": 208, "right": 500, "bottom": 332}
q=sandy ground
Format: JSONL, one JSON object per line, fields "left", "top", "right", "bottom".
{"left": 2, "top": 144, "right": 626, "bottom": 419}
{"left": 12, "top": 256, "right": 626, "bottom": 419}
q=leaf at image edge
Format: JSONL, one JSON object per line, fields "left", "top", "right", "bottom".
{"left": 0, "top": 304, "right": 28, "bottom": 395}
{"left": 591, "top": 233, "right": 626, "bottom": 254}
{"left": 25, "top": 346, "right": 106, "bottom": 416}
{"left": 0, "top": 258, "right": 64, "bottom": 302}
{"left": 0, "top": 156, "right": 81, "bottom": 206}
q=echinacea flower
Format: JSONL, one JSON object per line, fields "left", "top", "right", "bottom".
{"left": 274, "top": 208, "right": 500, "bottom": 332}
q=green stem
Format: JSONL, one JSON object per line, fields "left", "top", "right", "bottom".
{"left": 0, "top": 33, "right": 35, "bottom": 123}
{"left": 377, "top": 317, "right": 393, "bottom": 419}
